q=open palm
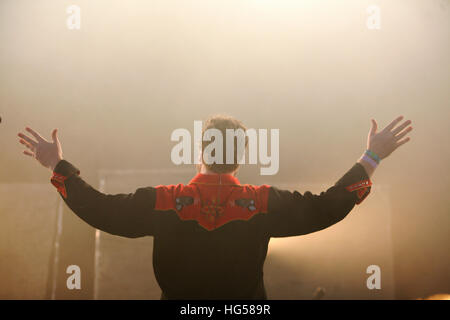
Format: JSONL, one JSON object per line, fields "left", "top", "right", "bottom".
{"left": 18, "top": 127, "right": 63, "bottom": 170}
{"left": 367, "top": 116, "right": 413, "bottom": 160}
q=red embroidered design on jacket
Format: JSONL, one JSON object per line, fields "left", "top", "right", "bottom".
{"left": 154, "top": 173, "right": 270, "bottom": 231}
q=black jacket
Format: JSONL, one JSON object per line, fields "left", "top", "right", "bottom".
{"left": 51, "top": 160, "right": 371, "bottom": 299}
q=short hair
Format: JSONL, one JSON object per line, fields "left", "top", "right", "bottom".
{"left": 201, "top": 114, "right": 248, "bottom": 174}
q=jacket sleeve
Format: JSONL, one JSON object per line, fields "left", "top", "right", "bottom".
{"left": 266, "top": 162, "right": 372, "bottom": 237}
{"left": 50, "top": 160, "right": 157, "bottom": 238}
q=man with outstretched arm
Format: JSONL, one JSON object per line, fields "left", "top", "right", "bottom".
{"left": 17, "top": 115, "right": 412, "bottom": 299}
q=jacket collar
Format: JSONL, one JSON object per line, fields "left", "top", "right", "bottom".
{"left": 189, "top": 173, "right": 241, "bottom": 186}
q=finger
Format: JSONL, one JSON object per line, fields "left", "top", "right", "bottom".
{"left": 369, "top": 119, "right": 378, "bottom": 137}
{"left": 384, "top": 115, "right": 404, "bottom": 132}
{"left": 51, "top": 129, "right": 60, "bottom": 143}
{"left": 19, "top": 139, "right": 36, "bottom": 151}
{"left": 392, "top": 120, "right": 412, "bottom": 135}
{"left": 18, "top": 133, "right": 38, "bottom": 147}
{"left": 23, "top": 150, "right": 35, "bottom": 157}
{"left": 25, "top": 127, "right": 45, "bottom": 142}
{"left": 396, "top": 137, "right": 411, "bottom": 148}
{"left": 395, "top": 126, "right": 413, "bottom": 140}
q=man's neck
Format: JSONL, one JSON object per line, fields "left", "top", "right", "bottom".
{"left": 198, "top": 165, "right": 237, "bottom": 176}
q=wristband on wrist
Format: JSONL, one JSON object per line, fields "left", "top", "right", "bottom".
{"left": 362, "top": 154, "right": 378, "bottom": 169}
{"left": 365, "top": 149, "right": 381, "bottom": 164}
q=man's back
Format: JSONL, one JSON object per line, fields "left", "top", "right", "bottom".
{"left": 153, "top": 173, "right": 271, "bottom": 299}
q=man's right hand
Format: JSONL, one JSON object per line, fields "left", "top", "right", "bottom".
{"left": 18, "top": 127, "right": 63, "bottom": 171}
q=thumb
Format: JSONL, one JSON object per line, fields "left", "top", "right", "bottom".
{"left": 369, "top": 119, "right": 377, "bottom": 137}
{"left": 52, "top": 129, "right": 59, "bottom": 143}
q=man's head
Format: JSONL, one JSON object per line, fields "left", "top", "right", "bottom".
{"left": 199, "top": 114, "right": 248, "bottom": 175}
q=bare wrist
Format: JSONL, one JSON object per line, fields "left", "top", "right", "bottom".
{"left": 49, "top": 157, "right": 63, "bottom": 171}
